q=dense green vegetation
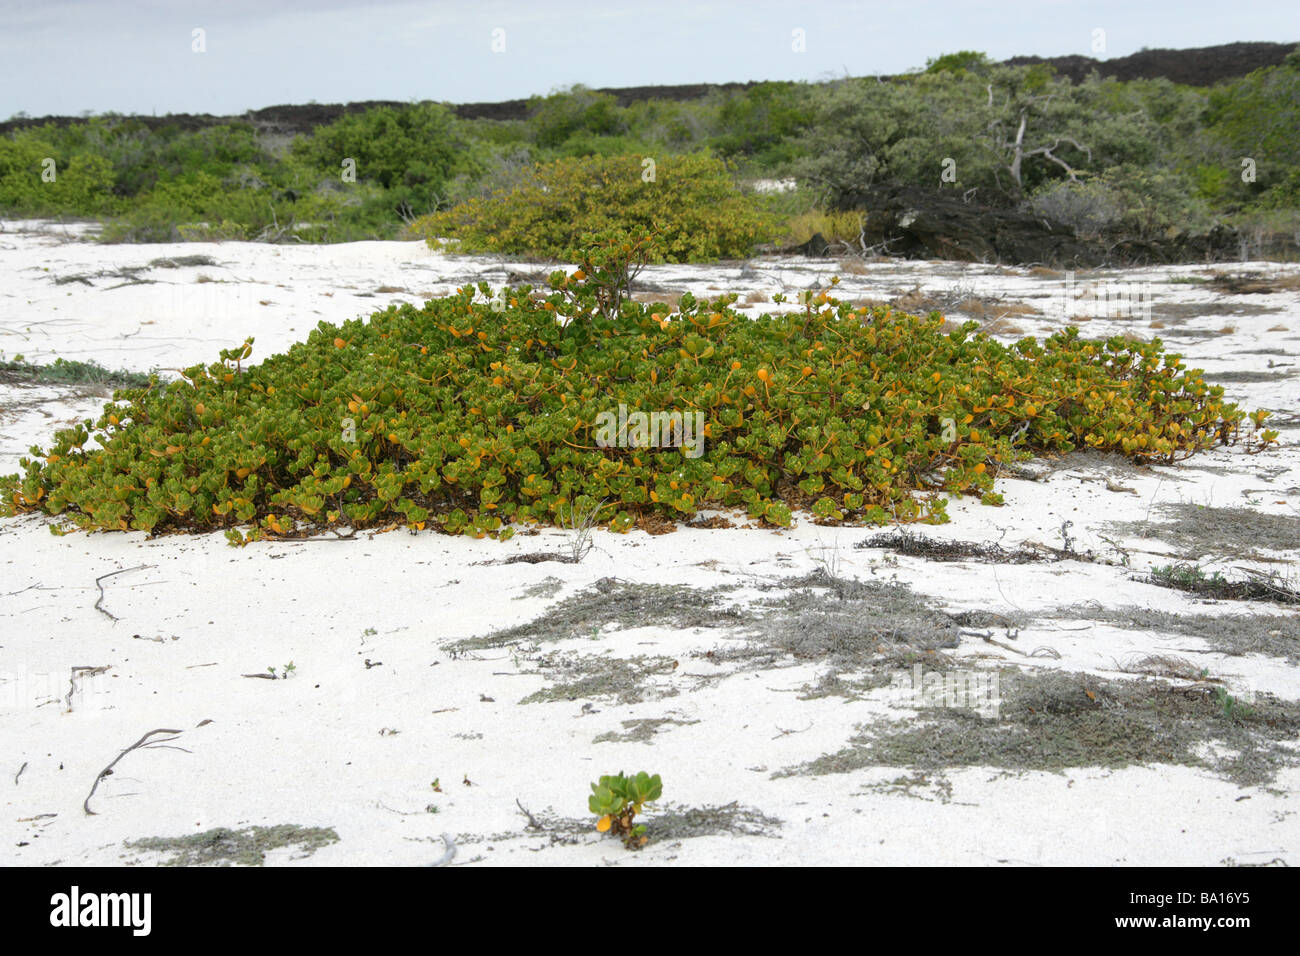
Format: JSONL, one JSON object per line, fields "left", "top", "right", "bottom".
{"left": 2, "top": 49, "right": 1297, "bottom": 255}
{"left": 413, "top": 153, "right": 775, "bottom": 262}
{"left": 0, "top": 235, "right": 1268, "bottom": 542}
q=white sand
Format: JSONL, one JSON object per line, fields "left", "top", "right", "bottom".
{"left": 2, "top": 221, "right": 1297, "bottom": 865}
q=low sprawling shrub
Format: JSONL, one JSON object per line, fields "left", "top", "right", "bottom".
{"left": 0, "top": 238, "right": 1268, "bottom": 544}
{"left": 409, "top": 153, "right": 775, "bottom": 262}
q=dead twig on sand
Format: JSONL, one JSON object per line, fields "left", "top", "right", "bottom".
{"left": 15, "top": 761, "right": 27, "bottom": 785}
{"left": 65, "top": 665, "right": 111, "bottom": 712}
{"left": 93, "top": 564, "right": 154, "bottom": 622}
{"left": 516, "top": 798, "right": 545, "bottom": 831}
{"left": 83, "top": 727, "right": 185, "bottom": 816}
{"left": 772, "top": 722, "right": 815, "bottom": 740}
{"left": 960, "top": 628, "right": 1027, "bottom": 656}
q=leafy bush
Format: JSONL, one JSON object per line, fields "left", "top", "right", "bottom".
{"left": 1024, "top": 179, "right": 1121, "bottom": 238}
{"left": 793, "top": 66, "right": 1175, "bottom": 210}
{"left": 0, "top": 130, "right": 119, "bottom": 216}
{"left": 526, "top": 86, "right": 627, "bottom": 149}
{"left": 0, "top": 240, "right": 1261, "bottom": 544}
{"left": 290, "top": 102, "right": 485, "bottom": 218}
{"left": 1089, "top": 165, "right": 1215, "bottom": 237}
{"left": 411, "top": 152, "right": 775, "bottom": 262}
{"left": 1207, "top": 58, "right": 1300, "bottom": 202}
{"left": 707, "top": 81, "right": 813, "bottom": 168}
{"left": 925, "top": 51, "right": 994, "bottom": 75}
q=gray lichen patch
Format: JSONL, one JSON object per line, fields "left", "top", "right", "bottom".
{"left": 1203, "top": 369, "right": 1295, "bottom": 384}
{"left": 1052, "top": 605, "right": 1300, "bottom": 663}
{"left": 452, "top": 576, "right": 746, "bottom": 652}
{"left": 782, "top": 668, "right": 1300, "bottom": 787}
{"left": 514, "top": 575, "right": 565, "bottom": 600}
{"left": 463, "top": 570, "right": 985, "bottom": 705}
{"left": 709, "top": 570, "right": 963, "bottom": 697}
{"left": 521, "top": 651, "right": 681, "bottom": 705}
{"left": 648, "top": 802, "right": 782, "bottom": 841}
{"left": 124, "top": 824, "right": 340, "bottom": 866}
{"left": 858, "top": 770, "right": 956, "bottom": 803}
{"left": 593, "top": 716, "right": 700, "bottom": 744}
{"left": 1109, "top": 502, "right": 1300, "bottom": 559}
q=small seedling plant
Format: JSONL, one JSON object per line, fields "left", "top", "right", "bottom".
{"left": 589, "top": 771, "right": 662, "bottom": 849}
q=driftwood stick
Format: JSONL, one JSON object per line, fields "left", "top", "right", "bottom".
{"left": 93, "top": 564, "right": 154, "bottom": 622}
{"left": 65, "top": 665, "right": 111, "bottom": 712}
{"left": 83, "top": 727, "right": 184, "bottom": 816}
{"left": 516, "top": 798, "right": 545, "bottom": 831}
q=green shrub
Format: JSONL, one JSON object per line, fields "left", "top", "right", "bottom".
{"left": 411, "top": 152, "right": 775, "bottom": 262}
{"left": 0, "top": 240, "right": 1261, "bottom": 544}
{"left": 0, "top": 130, "right": 119, "bottom": 216}
{"left": 526, "top": 86, "right": 627, "bottom": 149}
{"left": 707, "top": 81, "right": 813, "bottom": 167}
{"left": 1207, "top": 58, "right": 1300, "bottom": 202}
{"left": 289, "top": 102, "right": 483, "bottom": 218}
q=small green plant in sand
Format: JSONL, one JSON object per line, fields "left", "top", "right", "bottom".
{"left": 589, "top": 771, "right": 662, "bottom": 848}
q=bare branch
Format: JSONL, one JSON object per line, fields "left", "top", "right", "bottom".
{"left": 93, "top": 564, "right": 154, "bottom": 622}
{"left": 83, "top": 727, "right": 185, "bottom": 815}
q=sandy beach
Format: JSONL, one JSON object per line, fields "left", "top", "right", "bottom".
{"left": 2, "top": 219, "right": 1297, "bottom": 866}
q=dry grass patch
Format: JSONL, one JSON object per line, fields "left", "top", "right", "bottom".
{"left": 1208, "top": 272, "right": 1300, "bottom": 295}
{"left": 630, "top": 290, "right": 684, "bottom": 305}
{"left": 980, "top": 317, "right": 1028, "bottom": 336}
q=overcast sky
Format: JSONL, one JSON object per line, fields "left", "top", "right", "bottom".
{"left": 2, "top": 0, "right": 1298, "bottom": 118}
